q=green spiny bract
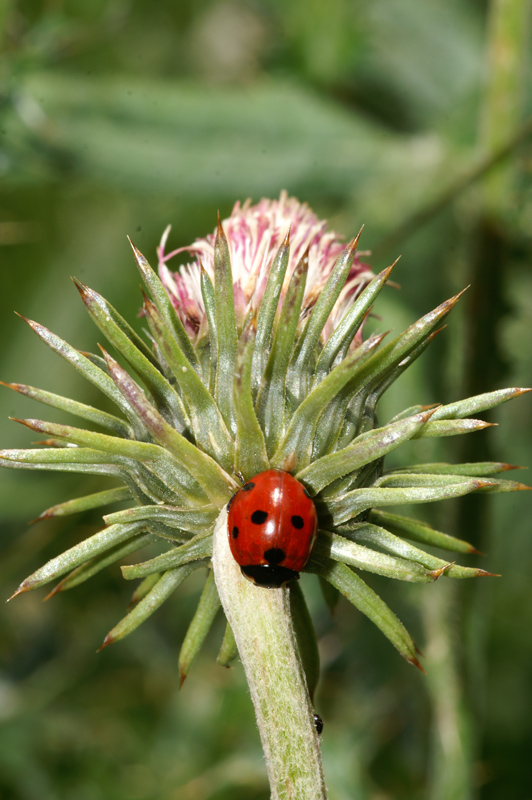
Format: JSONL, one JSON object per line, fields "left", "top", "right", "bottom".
{"left": 2, "top": 194, "right": 529, "bottom": 681}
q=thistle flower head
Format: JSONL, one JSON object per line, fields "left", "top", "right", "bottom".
{"left": 1, "top": 193, "right": 528, "bottom": 684}
{"left": 158, "top": 191, "right": 373, "bottom": 338}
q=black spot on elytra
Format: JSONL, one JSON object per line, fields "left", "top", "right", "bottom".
{"left": 232, "top": 526, "right": 239, "bottom": 539}
{"left": 242, "top": 482, "right": 255, "bottom": 492}
{"left": 251, "top": 509, "right": 268, "bottom": 524}
{"left": 264, "top": 547, "right": 285, "bottom": 565}
{"left": 291, "top": 515, "right": 304, "bottom": 529}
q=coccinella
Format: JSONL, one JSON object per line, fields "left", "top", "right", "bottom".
{"left": 227, "top": 469, "right": 318, "bottom": 588}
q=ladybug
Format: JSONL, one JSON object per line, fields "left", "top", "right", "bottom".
{"left": 227, "top": 469, "right": 318, "bottom": 588}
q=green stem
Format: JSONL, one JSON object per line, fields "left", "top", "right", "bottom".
{"left": 212, "top": 508, "right": 328, "bottom": 800}
{"left": 479, "top": 0, "right": 530, "bottom": 214}
{"left": 423, "top": 581, "right": 473, "bottom": 800}
{"left": 372, "top": 115, "right": 532, "bottom": 259}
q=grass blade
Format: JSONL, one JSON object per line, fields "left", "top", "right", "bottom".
{"left": 314, "top": 263, "right": 396, "bottom": 382}
{"left": 213, "top": 218, "right": 238, "bottom": 434}
{"left": 234, "top": 321, "right": 269, "bottom": 477}
{"left": 251, "top": 230, "right": 291, "bottom": 391}
{"left": 256, "top": 249, "right": 309, "bottom": 454}
{"left": 0, "top": 381, "right": 131, "bottom": 437}
{"left": 9, "top": 521, "right": 148, "bottom": 598}
{"left": 143, "top": 296, "right": 234, "bottom": 469}
{"left": 271, "top": 334, "right": 385, "bottom": 472}
{"left": 297, "top": 409, "right": 436, "bottom": 494}
{"left": 178, "top": 570, "right": 221, "bottom": 685}
{"left": 74, "top": 279, "right": 187, "bottom": 426}
{"left": 47, "top": 532, "right": 158, "bottom": 595}
{"left": 100, "top": 562, "right": 204, "bottom": 648}
{"left": 128, "top": 238, "right": 200, "bottom": 369}
{"left": 122, "top": 531, "right": 213, "bottom": 579}
{"left": 35, "top": 486, "right": 131, "bottom": 521}
{"left": 309, "top": 557, "right": 421, "bottom": 668}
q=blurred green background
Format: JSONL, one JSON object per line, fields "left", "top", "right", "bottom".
{"left": 1, "top": 1, "right": 531, "bottom": 798}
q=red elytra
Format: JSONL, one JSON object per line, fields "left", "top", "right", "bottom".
{"left": 227, "top": 468, "right": 318, "bottom": 588}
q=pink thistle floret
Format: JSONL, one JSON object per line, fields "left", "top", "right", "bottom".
{"left": 158, "top": 191, "right": 373, "bottom": 340}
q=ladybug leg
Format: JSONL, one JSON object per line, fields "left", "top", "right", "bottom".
{"left": 226, "top": 492, "right": 237, "bottom": 512}
{"left": 232, "top": 467, "right": 246, "bottom": 485}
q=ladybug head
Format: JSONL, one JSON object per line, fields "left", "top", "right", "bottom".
{"left": 240, "top": 563, "right": 300, "bottom": 588}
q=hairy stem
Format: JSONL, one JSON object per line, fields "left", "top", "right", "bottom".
{"left": 212, "top": 507, "right": 327, "bottom": 800}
